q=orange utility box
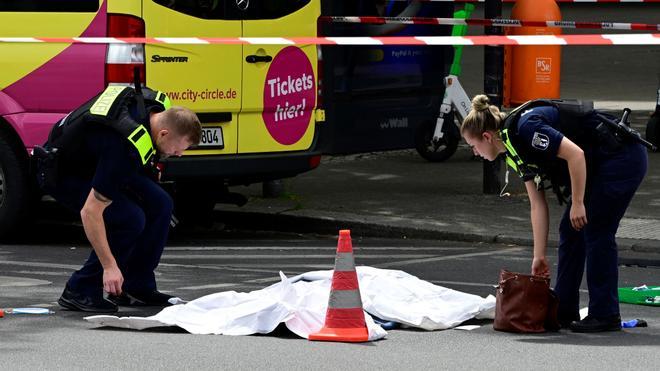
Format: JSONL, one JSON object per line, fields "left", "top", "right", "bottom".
{"left": 504, "top": 0, "right": 562, "bottom": 107}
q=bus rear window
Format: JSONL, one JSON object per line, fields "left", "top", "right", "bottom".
{"left": 152, "top": 0, "right": 311, "bottom": 20}
{"left": 153, "top": 0, "right": 240, "bottom": 19}
{"left": 0, "top": 0, "right": 99, "bottom": 12}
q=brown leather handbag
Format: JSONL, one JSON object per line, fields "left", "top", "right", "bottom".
{"left": 494, "top": 269, "right": 560, "bottom": 333}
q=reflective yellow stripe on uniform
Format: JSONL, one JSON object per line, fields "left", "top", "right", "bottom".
{"left": 501, "top": 128, "right": 525, "bottom": 176}
{"left": 501, "top": 128, "right": 541, "bottom": 180}
{"left": 505, "top": 156, "right": 519, "bottom": 174}
{"left": 128, "top": 125, "right": 156, "bottom": 165}
{"left": 90, "top": 86, "right": 129, "bottom": 116}
{"left": 155, "top": 91, "right": 172, "bottom": 110}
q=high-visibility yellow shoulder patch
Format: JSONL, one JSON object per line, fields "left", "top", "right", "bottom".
{"left": 127, "top": 125, "right": 156, "bottom": 165}
{"left": 155, "top": 91, "right": 172, "bottom": 110}
{"left": 90, "top": 86, "right": 128, "bottom": 116}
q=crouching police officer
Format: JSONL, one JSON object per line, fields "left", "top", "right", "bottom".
{"left": 35, "top": 84, "right": 201, "bottom": 312}
{"left": 460, "top": 95, "right": 648, "bottom": 333}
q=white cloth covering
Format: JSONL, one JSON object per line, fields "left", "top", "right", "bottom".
{"left": 85, "top": 267, "right": 495, "bottom": 340}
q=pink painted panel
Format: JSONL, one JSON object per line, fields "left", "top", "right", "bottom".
{"left": 3, "top": 112, "right": 67, "bottom": 154}
{"left": 0, "top": 1, "right": 108, "bottom": 149}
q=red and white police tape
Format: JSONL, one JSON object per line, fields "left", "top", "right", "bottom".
{"left": 1, "top": 34, "right": 658, "bottom": 45}
{"left": 320, "top": 16, "right": 660, "bottom": 32}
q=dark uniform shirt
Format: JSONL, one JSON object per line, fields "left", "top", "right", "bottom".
{"left": 510, "top": 106, "right": 567, "bottom": 184}
{"left": 57, "top": 100, "right": 163, "bottom": 201}
{"left": 515, "top": 106, "right": 564, "bottom": 162}
{"left": 56, "top": 126, "right": 140, "bottom": 201}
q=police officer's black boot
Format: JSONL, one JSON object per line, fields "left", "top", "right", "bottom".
{"left": 569, "top": 315, "right": 621, "bottom": 333}
{"left": 58, "top": 286, "right": 118, "bottom": 313}
{"left": 557, "top": 313, "right": 580, "bottom": 329}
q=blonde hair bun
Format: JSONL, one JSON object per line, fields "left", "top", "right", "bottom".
{"left": 471, "top": 94, "right": 490, "bottom": 112}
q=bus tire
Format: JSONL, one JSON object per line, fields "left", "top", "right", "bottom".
{"left": 415, "top": 115, "right": 460, "bottom": 162}
{"left": 0, "top": 131, "right": 32, "bottom": 239}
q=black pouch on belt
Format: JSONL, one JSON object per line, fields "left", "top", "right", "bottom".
{"left": 595, "top": 122, "right": 624, "bottom": 152}
{"left": 32, "top": 145, "right": 59, "bottom": 190}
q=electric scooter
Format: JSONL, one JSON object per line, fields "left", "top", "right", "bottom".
{"left": 414, "top": 4, "right": 474, "bottom": 162}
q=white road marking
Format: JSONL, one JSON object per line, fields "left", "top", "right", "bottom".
{"left": 430, "top": 280, "right": 588, "bottom": 294}
{"left": 159, "top": 263, "right": 280, "bottom": 274}
{"left": 374, "top": 247, "right": 525, "bottom": 268}
{"left": 160, "top": 254, "right": 437, "bottom": 260}
{"left": 178, "top": 283, "right": 238, "bottom": 290}
{"left": 168, "top": 263, "right": 333, "bottom": 269}
{"left": 0, "top": 260, "right": 78, "bottom": 270}
{"left": 165, "top": 246, "right": 472, "bottom": 251}
{"left": 12, "top": 270, "right": 71, "bottom": 276}
{"left": 244, "top": 276, "right": 284, "bottom": 284}
{"left": 0, "top": 276, "right": 52, "bottom": 287}
{"left": 368, "top": 174, "right": 399, "bottom": 181}
{"left": 429, "top": 280, "right": 496, "bottom": 288}
{"left": 175, "top": 272, "right": 300, "bottom": 291}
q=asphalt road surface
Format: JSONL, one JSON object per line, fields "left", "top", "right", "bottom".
{"left": 1, "top": 228, "right": 659, "bottom": 370}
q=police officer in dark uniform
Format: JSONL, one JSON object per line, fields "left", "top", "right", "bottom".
{"left": 460, "top": 94, "right": 647, "bottom": 333}
{"left": 35, "top": 85, "right": 201, "bottom": 313}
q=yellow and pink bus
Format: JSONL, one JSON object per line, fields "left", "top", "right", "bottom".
{"left": 0, "top": 0, "right": 456, "bottom": 238}
{"left": 0, "top": 0, "right": 324, "bottom": 236}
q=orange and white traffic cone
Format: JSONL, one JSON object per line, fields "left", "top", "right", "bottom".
{"left": 308, "top": 229, "right": 369, "bottom": 342}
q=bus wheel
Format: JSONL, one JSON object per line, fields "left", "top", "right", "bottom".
{"left": 0, "top": 131, "right": 31, "bottom": 239}
{"left": 414, "top": 116, "right": 460, "bottom": 162}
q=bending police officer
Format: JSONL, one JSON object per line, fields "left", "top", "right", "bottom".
{"left": 460, "top": 95, "right": 647, "bottom": 333}
{"left": 36, "top": 85, "right": 201, "bottom": 313}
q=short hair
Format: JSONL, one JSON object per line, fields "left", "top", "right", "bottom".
{"left": 460, "top": 94, "right": 506, "bottom": 138}
{"left": 160, "top": 106, "right": 202, "bottom": 145}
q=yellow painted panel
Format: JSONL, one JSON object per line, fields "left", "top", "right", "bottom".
{"left": 143, "top": 2, "right": 243, "bottom": 155}
{"left": 239, "top": 1, "right": 320, "bottom": 153}
{"left": 107, "top": 0, "right": 141, "bottom": 16}
{"left": 240, "top": 44, "right": 317, "bottom": 153}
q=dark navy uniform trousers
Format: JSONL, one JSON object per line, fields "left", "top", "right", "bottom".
{"left": 50, "top": 174, "right": 172, "bottom": 298}
{"left": 555, "top": 142, "right": 647, "bottom": 320}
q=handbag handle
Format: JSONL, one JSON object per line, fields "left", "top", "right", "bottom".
{"left": 496, "top": 274, "right": 550, "bottom": 294}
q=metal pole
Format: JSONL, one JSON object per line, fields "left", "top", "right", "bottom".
{"left": 483, "top": 0, "right": 504, "bottom": 194}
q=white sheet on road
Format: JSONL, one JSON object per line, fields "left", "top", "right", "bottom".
{"left": 85, "top": 266, "right": 495, "bottom": 340}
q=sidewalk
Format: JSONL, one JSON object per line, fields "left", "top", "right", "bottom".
{"left": 220, "top": 108, "right": 660, "bottom": 265}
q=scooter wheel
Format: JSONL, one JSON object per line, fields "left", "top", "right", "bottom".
{"left": 414, "top": 115, "right": 460, "bottom": 162}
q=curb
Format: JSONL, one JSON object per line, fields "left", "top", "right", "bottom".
{"left": 219, "top": 210, "right": 496, "bottom": 243}
{"left": 219, "top": 210, "right": 660, "bottom": 258}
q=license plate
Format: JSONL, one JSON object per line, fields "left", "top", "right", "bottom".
{"left": 198, "top": 127, "right": 224, "bottom": 149}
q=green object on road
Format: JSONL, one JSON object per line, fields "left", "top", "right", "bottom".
{"left": 618, "top": 285, "right": 660, "bottom": 306}
{"left": 449, "top": 3, "right": 475, "bottom": 77}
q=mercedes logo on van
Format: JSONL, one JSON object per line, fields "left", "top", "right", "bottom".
{"left": 236, "top": 0, "right": 249, "bottom": 11}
